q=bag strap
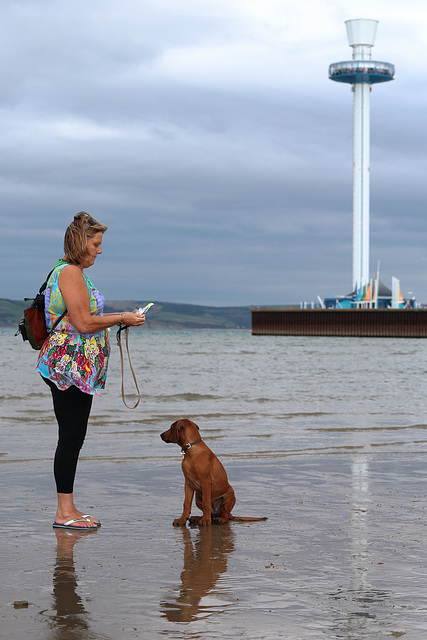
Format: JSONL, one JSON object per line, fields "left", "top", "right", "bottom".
{"left": 48, "top": 309, "right": 67, "bottom": 335}
{"left": 23, "top": 269, "right": 55, "bottom": 304}
{"left": 116, "top": 325, "right": 140, "bottom": 409}
{"left": 40, "top": 269, "right": 54, "bottom": 294}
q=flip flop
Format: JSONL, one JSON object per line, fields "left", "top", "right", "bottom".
{"left": 52, "top": 518, "right": 99, "bottom": 530}
{"left": 81, "top": 514, "right": 101, "bottom": 527}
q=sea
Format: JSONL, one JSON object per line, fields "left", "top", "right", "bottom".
{"left": 2, "top": 327, "right": 427, "bottom": 639}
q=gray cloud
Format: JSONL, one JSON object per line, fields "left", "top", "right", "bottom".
{"left": 1, "top": 0, "right": 426, "bottom": 305}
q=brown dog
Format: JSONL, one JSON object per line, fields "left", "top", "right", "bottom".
{"left": 160, "top": 419, "right": 267, "bottom": 526}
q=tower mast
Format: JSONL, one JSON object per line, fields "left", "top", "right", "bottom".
{"left": 329, "top": 19, "right": 394, "bottom": 297}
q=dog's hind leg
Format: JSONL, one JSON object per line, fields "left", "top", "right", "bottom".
{"left": 214, "top": 489, "right": 236, "bottom": 524}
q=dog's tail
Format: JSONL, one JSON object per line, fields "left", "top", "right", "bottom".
{"left": 229, "top": 515, "right": 267, "bottom": 522}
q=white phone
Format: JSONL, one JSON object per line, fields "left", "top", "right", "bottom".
{"left": 134, "top": 303, "right": 154, "bottom": 315}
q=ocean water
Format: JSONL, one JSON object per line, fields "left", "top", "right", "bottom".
{"left": 3, "top": 327, "right": 427, "bottom": 462}
{"left": 2, "top": 327, "right": 427, "bottom": 639}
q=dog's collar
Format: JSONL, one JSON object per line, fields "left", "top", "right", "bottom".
{"left": 181, "top": 439, "right": 202, "bottom": 455}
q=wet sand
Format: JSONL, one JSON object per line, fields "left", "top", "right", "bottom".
{"left": 3, "top": 452, "right": 427, "bottom": 639}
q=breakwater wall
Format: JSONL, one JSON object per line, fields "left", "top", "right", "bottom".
{"left": 251, "top": 309, "right": 427, "bottom": 337}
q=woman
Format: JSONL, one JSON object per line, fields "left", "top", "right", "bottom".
{"left": 36, "top": 212, "right": 146, "bottom": 530}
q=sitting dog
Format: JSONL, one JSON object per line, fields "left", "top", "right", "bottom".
{"left": 160, "top": 418, "right": 267, "bottom": 526}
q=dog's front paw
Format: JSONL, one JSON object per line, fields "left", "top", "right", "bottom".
{"left": 199, "top": 516, "right": 212, "bottom": 527}
{"left": 173, "top": 517, "right": 187, "bottom": 526}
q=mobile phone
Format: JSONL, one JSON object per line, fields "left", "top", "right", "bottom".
{"left": 134, "top": 303, "right": 154, "bottom": 315}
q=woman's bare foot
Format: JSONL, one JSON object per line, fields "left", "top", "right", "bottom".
{"left": 55, "top": 493, "right": 101, "bottom": 528}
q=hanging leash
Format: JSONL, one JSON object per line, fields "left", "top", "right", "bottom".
{"left": 115, "top": 304, "right": 154, "bottom": 409}
{"left": 116, "top": 324, "right": 140, "bottom": 409}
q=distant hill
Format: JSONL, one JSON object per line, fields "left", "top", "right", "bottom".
{"left": 0, "top": 298, "right": 253, "bottom": 330}
{"left": 104, "top": 301, "right": 252, "bottom": 330}
{"left": 0, "top": 299, "right": 27, "bottom": 327}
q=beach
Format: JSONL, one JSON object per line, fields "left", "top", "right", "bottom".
{"left": 2, "top": 328, "right": 427, "bottom": 638}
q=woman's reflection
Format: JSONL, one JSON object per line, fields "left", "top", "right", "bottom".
{"left": 50, "top": 527, "right": 98, "bottom": 637}
{"left": 161, "top": 524, "right": 235, "bottom": 623}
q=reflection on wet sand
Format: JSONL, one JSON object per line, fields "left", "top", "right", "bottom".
{"left": 161, "top": 525, "right": 235, "bottom": 623}
{"left": 331, "top": 456, "right": 391, "bottom": 637}
{"left": 49, "top": 528, "right": 110, "bottom": 640}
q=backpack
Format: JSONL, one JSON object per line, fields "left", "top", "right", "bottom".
{"left": 16, "top": 270, "right": 67, "bottom": 350}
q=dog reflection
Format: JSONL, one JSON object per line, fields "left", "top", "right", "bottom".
{"left": 51, "top": 528, "right": 98, "bottom": 638}
{"left": 161, "top": 524, "right": 235, "bottom": 622}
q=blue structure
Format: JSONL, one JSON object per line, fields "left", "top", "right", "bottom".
{"left": 323, "top": 274, "right": 415, "bottom": 310}
{"left": 329, "top": 60, "right": 395, "bottom": 84}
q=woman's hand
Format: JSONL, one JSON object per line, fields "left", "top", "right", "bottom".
{"left": 122, "top": 312, "right": 145, "bottom": 327}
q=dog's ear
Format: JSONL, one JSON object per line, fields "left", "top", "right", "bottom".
{"left": 170, "top": 420, "right": 183, "bottom": 443}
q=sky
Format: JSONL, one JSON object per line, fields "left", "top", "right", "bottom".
{"left": 1, "top": 0, "right": 426, "bottom": 306}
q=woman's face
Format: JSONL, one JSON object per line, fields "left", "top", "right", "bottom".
{"left": 81, "top": 232, "right": 103, "bottom": 269}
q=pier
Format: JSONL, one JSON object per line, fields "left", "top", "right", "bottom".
{"left": 251, "top": 309, "right": 427, "bottom": 337}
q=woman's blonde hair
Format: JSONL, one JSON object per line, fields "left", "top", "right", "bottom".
{"left": 63, "top": 211, "right": 108, "bottom": 265}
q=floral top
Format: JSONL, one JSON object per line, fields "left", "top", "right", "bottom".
{"left": 36, "top": 260, "right": 110, "bottom": 395}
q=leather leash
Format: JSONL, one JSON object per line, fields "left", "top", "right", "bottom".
{"left": 116, "top": 324, "right": 140, "bottom": 409}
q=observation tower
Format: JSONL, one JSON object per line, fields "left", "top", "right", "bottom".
{"left": 329, "top": 19, "right": 394, "bottom": 296}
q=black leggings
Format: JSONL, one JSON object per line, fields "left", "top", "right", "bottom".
{"left": 43, "top": 377, "right": 93, "bottom": 494}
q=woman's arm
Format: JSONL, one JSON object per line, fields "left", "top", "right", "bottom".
{"left": 58, "top": 265, "right": 145, "bottom": 333}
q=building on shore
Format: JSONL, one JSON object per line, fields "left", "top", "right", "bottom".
{"left": 252, "top": 20, "right": 421, "bottom": 336}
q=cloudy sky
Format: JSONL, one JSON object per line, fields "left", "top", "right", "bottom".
{"left": 1, "top": 0, "right": 426, "bottom": 305}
